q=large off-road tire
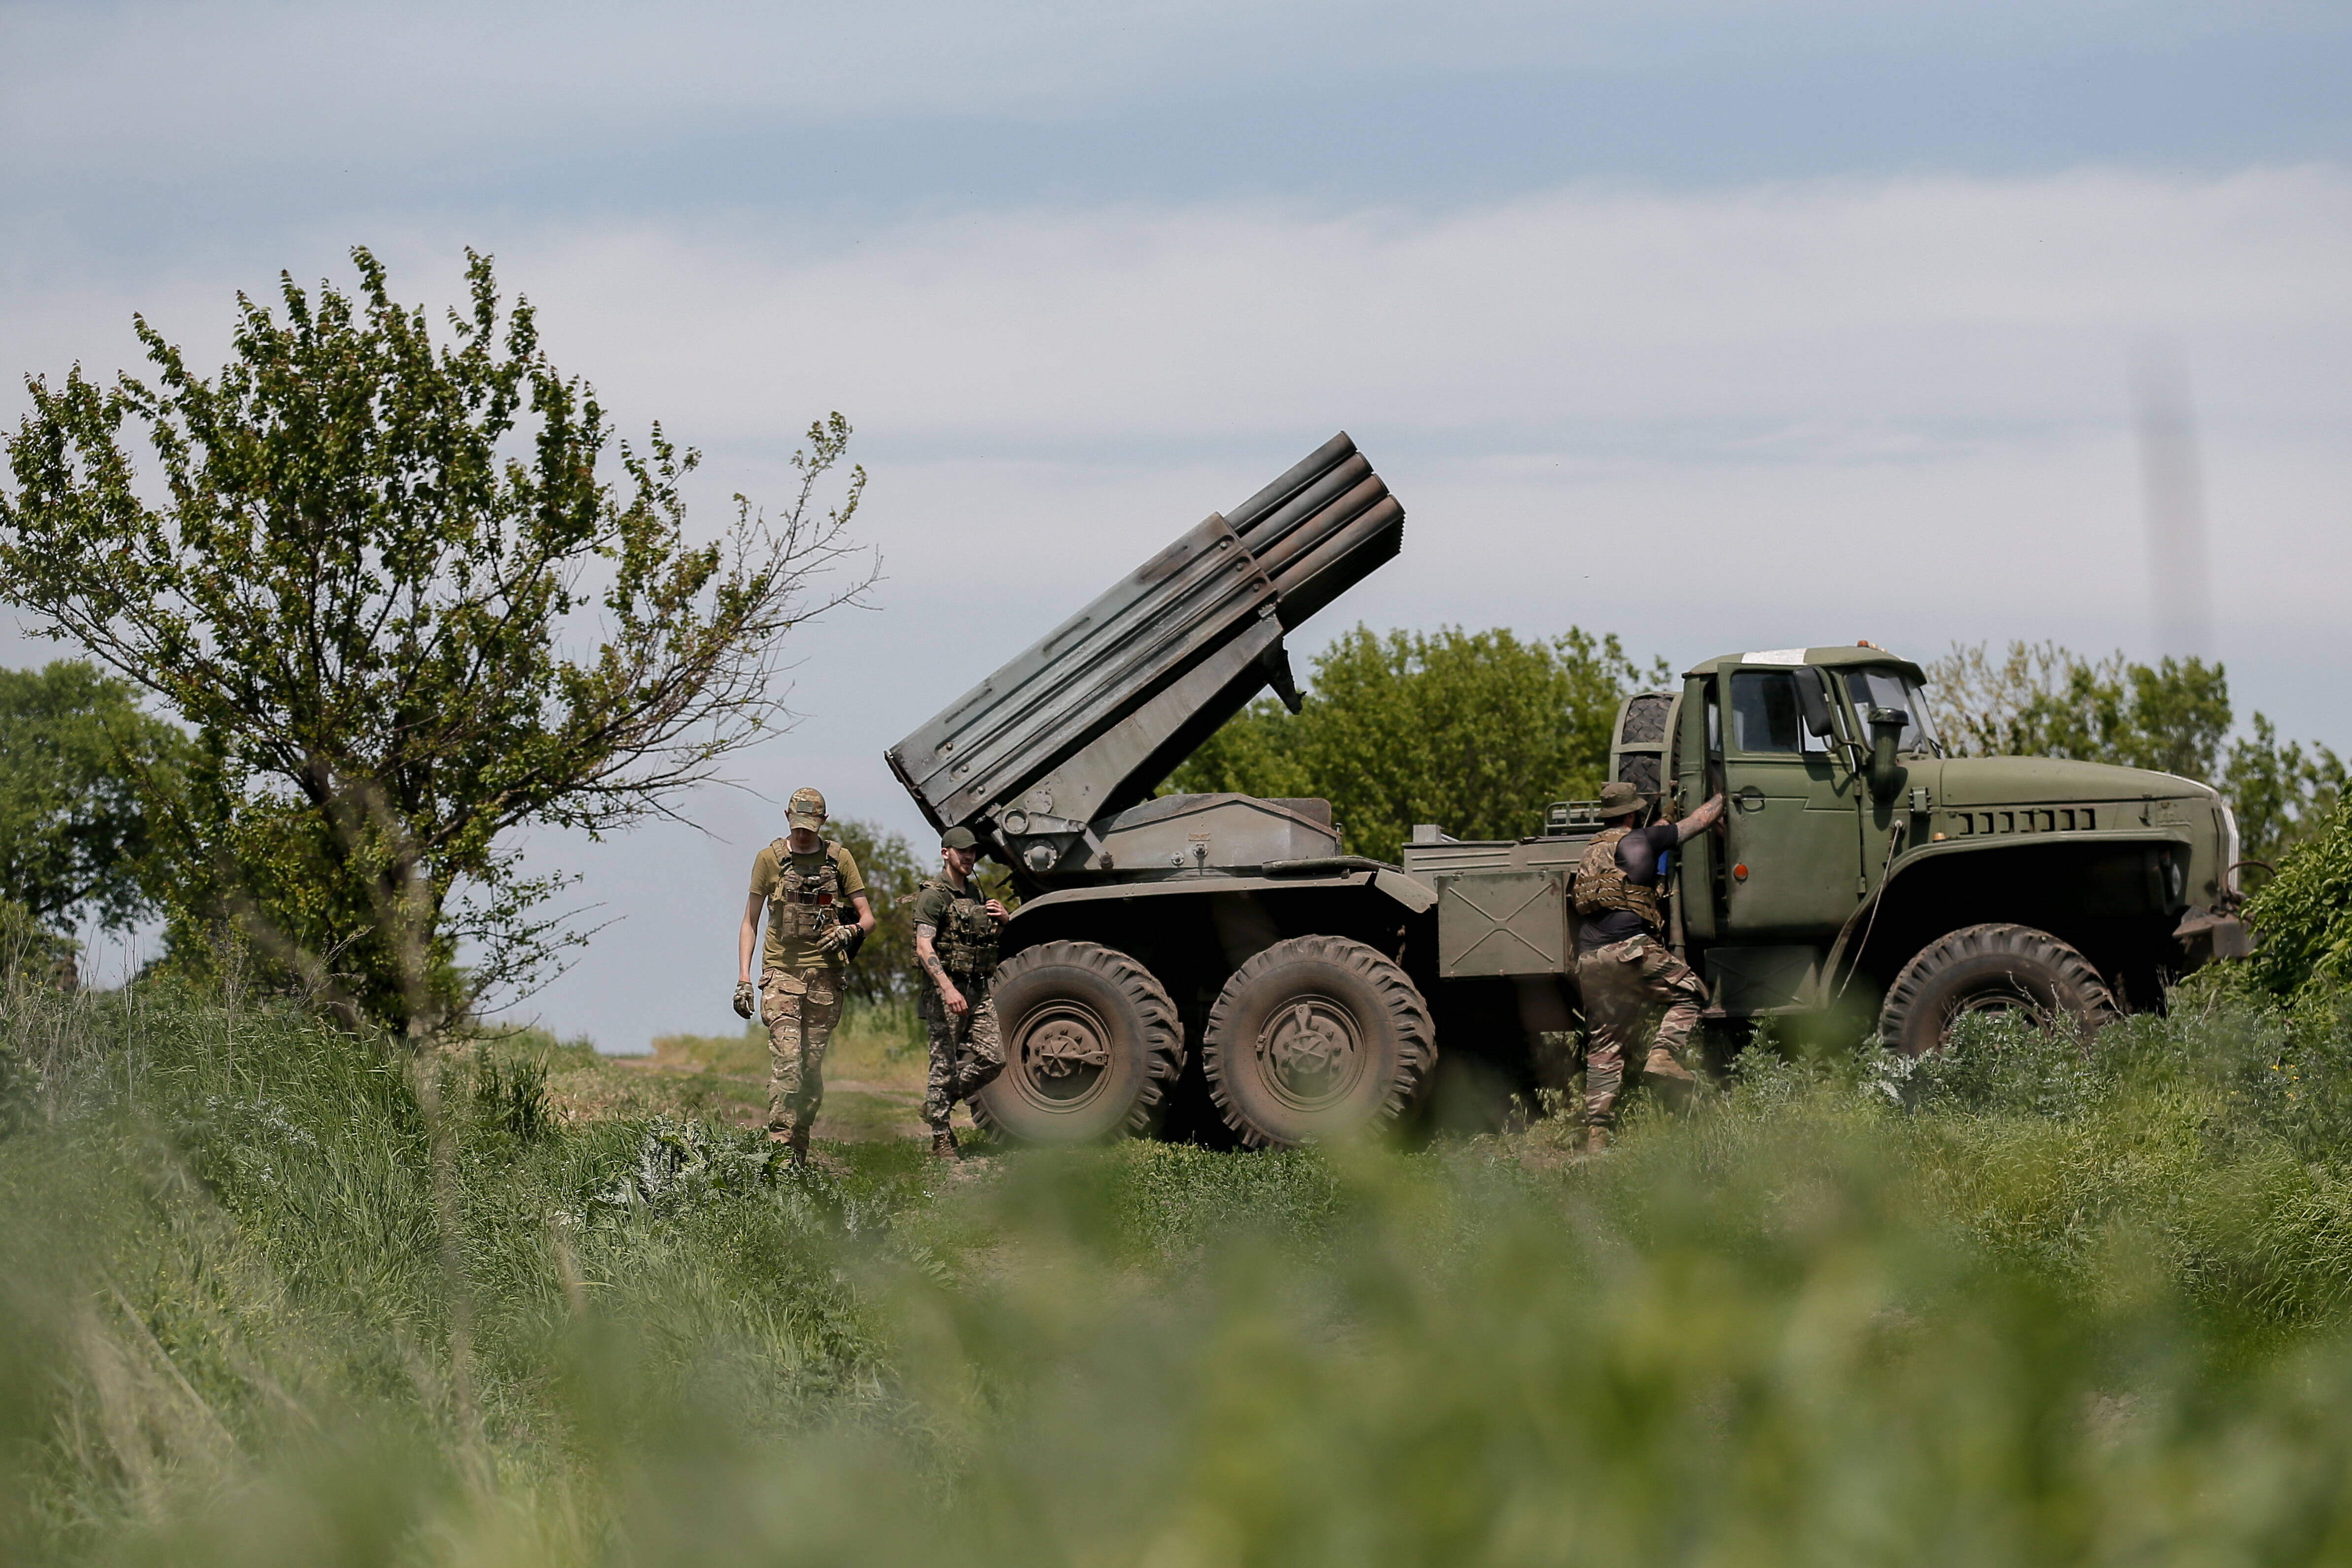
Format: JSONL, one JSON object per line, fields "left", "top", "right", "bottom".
{"left": 1201, "top": 936, "right": 1435, "bottom": 1148}
{"left": 1877, "top": 922, "right": 2118, "bottom": 1057}
{"left": 970, "top": 941, "right": 1184, "bottom": 1144}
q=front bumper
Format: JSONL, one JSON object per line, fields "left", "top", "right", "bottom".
{"left": 2175, "top": 908, "right": 2255, "bottom": 966}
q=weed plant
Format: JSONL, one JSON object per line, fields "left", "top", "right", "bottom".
{"left": 9, "top": 965, "right": 2352, "bottom": 1563}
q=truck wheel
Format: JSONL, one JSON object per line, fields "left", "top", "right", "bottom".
{"left": 1877, "top": 923, "right": 2117, "bottom": 1057}
{"left": 971, "top": 941, "right": 1185, "bottom": 1143}
{"left": 1202, "top": 935, "right": 1435, "bottom": 1148}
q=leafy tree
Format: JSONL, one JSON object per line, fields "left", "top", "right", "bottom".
{"left": 0, "top": 248, "right": 872, "bottom": 1033}
{"left": 1927, "top": 641, "right": 2231, "bottom": 777}
{"left": 1927, "top": 641, "right": 2343, "bottom": 874}
{"left": 2221, "top": 716, "right": 2346, "bottom": 877}
{"left": 2245, "top": 795, "right": 2352, "bottom": 995}
{"left": 1168, "top": 625, "right": 1668, "bottom": 855}
{"left": 0, "top": 660, "right": 187, "bottom": 932}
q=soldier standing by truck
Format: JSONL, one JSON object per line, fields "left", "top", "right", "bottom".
{"left": 913, "top": 825, "right": 1009, "bottom": 1157}
{"left": 1574, "top": 779, "right": 1725, "bottom": 1151}
{"left": 734, "top": 786, "right": 876, "bottom": 1163}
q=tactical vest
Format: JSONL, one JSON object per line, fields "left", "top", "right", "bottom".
{"left": 1572, "top": 826, "right": 1663, "bottom": 928}
{"left": 924, "top": 878, "right": 999, "bottom": 978}
{"left": 768, "top": 839, "right": 847, "bottom": 963}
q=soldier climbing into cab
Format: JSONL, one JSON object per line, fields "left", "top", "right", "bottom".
{"left": 913, "top": 826, "right": 1010, "bottom": 1158}
{"left": 1573, "top": 779, "right": 1724, "bottom": 1152}
{"left": 734, "top": 787, "right": 876, "bottom": 1163}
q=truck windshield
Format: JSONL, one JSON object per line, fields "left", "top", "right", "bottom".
{"left": 1842, "top": 669, "right": 1943, "bottom": 755}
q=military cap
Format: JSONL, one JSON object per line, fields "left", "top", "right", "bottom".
{"left": 1596, "top": 781, "right": 1645, "bottom": 819}
{"left": 940, "top": 826, "right": 979, "bottom": 851}
{"left": 786, "top": 786, "right": 828, "bottom": 828}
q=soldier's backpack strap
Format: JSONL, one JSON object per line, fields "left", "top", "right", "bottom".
{"left": 764, "top": 838, "right": 795, "bottom": 902}
{"left": 818, "top": 840, "right": 868, "bottom": 960}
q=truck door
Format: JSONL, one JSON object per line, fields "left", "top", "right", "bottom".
{"left": 1673, "top": 675, "right": 1721, "bottom": 941}
{"left": 1718, "top": 664, "right": 1863, "bottom": 940}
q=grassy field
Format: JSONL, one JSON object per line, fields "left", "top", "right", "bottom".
{"left": 8, "top": 969, "right": 2352, "bottom": 1564}
{"left": 550, "top": 1000, "right": 941, "bottom": 1143}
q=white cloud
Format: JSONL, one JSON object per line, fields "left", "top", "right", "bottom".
{"left": 464, "top": 164, "right": 2352, "bottom": 451}
{"left": 18, "top": 164, "right": 2347, "bottom": 646}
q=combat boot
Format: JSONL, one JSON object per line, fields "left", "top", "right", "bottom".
{"left": 1644, "top": 1048, "right": 1698, "bottom": 1112}
{"left": 1643, "top": 1047, "right": 1698, "bottom": 1086}
{"left": 930, "top": 1128, "right": 960, "bottom": 1160}
{"left": 786, "top": 1128, "right": 811, "bottom": 1166}
{"left": 1583, "top": 1122, "right": 1612, "bottom": 1154}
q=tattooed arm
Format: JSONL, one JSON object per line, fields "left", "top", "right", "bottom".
{"left": 915, "top": 922, "right": 967, "bottom": 1016}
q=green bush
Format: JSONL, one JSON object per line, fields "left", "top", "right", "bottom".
{"left": 2247, "top": 795, "right": 2352, "bottom": 995}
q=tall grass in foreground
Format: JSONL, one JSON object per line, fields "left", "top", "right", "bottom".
{"left": 7, "top": 973, "right": 2352, "bottom": 1564}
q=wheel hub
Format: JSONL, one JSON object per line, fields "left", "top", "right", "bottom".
{"left": 1257, "top": 998, "right": 1362, "bottom": 1107}
{"left": 1030, "top": 1017, "right": 1110, "bottom": 1077}
{"left": 1016, "top": 1004, "right": 1113, "bottom": 1105}
{"left": 1954, "top": 980, "right": 2051, "bottom": 1025}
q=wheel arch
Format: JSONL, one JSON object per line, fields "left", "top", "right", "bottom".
{"left": 1842, "top": 831, "right": 2198, "bottom": 1006}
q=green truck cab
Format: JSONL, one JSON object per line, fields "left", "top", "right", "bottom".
{"left": 1663, "top": 645, "right": 2244, "bottom": 1050}
{"left": 887, "top": 438, "right": 2249, "bottom": 1148}
{"left": 1419, "top": 646, "right": 2245, "bottom": 1060}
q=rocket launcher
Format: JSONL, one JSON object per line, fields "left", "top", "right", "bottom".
{"left": 885, "top": 432, "right": 1405, "bottom": 883}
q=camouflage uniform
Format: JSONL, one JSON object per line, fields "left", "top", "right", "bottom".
{"left": 913, "top": 873, "right": 1004, "bottom": 1132}
{"left": 1573, "top": 822, "right": 1705, "bottom": 1132}
{"left": 749, "top": 827, "right": 865, "bottom": 1141}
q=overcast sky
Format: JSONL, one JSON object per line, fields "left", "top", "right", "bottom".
{"left": 4, "top": 2, "right": 2348, "bottom": 1050}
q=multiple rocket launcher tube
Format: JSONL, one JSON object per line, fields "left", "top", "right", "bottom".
{"left": 886, "top": 433, "right": 1405, "bottom": 877}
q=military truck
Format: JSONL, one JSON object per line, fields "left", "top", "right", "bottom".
{"left": 886, "top": 434, "right": 2251, "bottom": 1147}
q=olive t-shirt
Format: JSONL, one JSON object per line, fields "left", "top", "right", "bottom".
{"left": 911, "top": 876, "right": 983, "bottom": 978}
{"left": 909, "top": 876, "right": 968, "bottom": 939}
{"left": 750, "top": 840, "right": 865, "bottom": 971}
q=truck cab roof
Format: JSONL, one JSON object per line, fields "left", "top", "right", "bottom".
{"left": 1686, "top": 645, "right": 1928, "bottom": 684}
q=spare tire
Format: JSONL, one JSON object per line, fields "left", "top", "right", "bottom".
{"left": 971, "top": 941, "right": 1184, "bottom": 1144}
{"left": 1202, "top": 935, "right": 1434, "bottom": 1148}
{"left": 1877, "top": 922, "right": 2117, "bottom": 1057}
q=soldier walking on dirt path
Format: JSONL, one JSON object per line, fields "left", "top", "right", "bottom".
{"left": 1573, "top": 779, "right": 1724, "bottom": 1152}
{"left": 735, "top": 787, "right": 876, "bottom": 1164}
{"left": 913, "top": 826, "right": 1009, "bottom": 1158}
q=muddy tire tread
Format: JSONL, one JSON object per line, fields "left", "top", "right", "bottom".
{"left": 970, "top": 940, "right": 1184, "bottom": 1141}
{"left": 1877, "top": 921, "right": 2118, "bottom": 1057}
{"left": 1202, "top": 934, "right": 1435, "bottom": 1149}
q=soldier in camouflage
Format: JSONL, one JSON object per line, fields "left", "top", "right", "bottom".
{"left": 734, "top": 787, "right": 875, "bottom": 1163}
{"left": 1572, "top": 779, "right": 1724, "bottom": 1152}
{"left": 912, "top": 825, "right": 1009, "bottom": 1158}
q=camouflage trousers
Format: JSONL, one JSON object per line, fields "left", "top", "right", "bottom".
{"left": 923, "top": 981, "right": 1004, "bottom": 1132}
{"left": 1575, "top": 933, "right": 1706, "bottom": 1130}
{"left": 762, "top": 965, "right": 843, "bottom": 1139}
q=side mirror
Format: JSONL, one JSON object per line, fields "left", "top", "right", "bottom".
{"left": 1867, "top": 707, "right": 1909, "bottom": 797}
{"left": 1795, "top": 672, "right": 1836, "bottom": 739}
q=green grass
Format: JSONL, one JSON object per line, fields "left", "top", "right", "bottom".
{"left": 9, "top": 969, "right": 2352, "bottom": 1564}
{"left": 528, "top": 998, "right": 935, "bottom": 1139}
